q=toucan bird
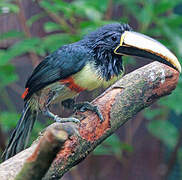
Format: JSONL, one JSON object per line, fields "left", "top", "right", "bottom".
{"left": 3, "top": 23, "right": 181, "bottom": 160}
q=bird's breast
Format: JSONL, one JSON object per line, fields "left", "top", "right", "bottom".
{"left": 70, "top": 63, "right": 104, "bottom": 91}
{"left": 60, "top": 62, "right": 121, "bottom": 93}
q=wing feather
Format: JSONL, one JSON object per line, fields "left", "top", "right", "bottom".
{"left": 24, "top": 44, "right": 89, "bottom": 100}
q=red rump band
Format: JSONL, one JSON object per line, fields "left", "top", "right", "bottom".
{"left": 21, "top": 77, "right": 85, "bottom": 99}
{"left": 60, "top": 77, "right": 86, "bottom": 93}
{"left": 21, "top": 88, "right": 29, "bottom": 99}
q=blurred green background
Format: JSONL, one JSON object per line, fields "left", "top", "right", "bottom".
{"left": 0, "top": 0, "right": 182, "bottom": 179}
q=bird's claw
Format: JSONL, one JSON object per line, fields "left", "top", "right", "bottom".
{"left": 54, "top": 116, "right": 80, "bottom": 123}
{"left": 74, "top": 102, "right": 104, "bottom": 123}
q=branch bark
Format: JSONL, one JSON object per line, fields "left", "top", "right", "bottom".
{"left": 0, "top": 62, "right": 179, "bottom": 180}
{"left": 15, "top": 123, "right": 77, "bottom": 180}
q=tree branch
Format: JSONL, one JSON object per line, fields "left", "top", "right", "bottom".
{"left": 15, "top": 123, "right": 77, "bottom": 180}
{"left": 105, "top": 0, "right": 113, "bottom": 20}
{"left": 0, "top": 62, "right": 179, "bottom": 180}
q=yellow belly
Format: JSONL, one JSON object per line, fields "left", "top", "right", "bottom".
{"left": 72, "top": 63, "right": 103, "bottom": 90}
{"left": 72, "top": 63, "right": 123, "bottom": 90}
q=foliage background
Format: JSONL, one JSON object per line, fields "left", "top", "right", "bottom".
{"left": 0, "top": 0, "right": 182, "bottom": 179}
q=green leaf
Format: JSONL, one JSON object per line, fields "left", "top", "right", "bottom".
{"left": 72, "top": 1, "right": 103, "bottom": 21}
{"left": 85, "top": 7, "right": 102, "bottom": 21}
{"left": 52, "top": 0, "right": 72, "bottom": 17}
{"left": 0, "top": 30, "right": 24, "bottom": 41}
{"left": 93, "top": 145, "right": 113, "bottom": 155}
{"left": 0, "top": 3, "right": 19, "bottom": 14}
{"left": 0, "top": 51, "right": 11, "bottom": 65}
{"left": 39, "top": 0, "right": 60, "bottom": 13}
{"left": 0, "top": 112, "right": 20, "bottom": 130}
{"left": 154, "top": 1, "right": 173, "bottom": 15}
{"left": 166, "top": 15, "right": 182, "bottom": 28}
{"left": 0, "top": 64, "right": 18, "bottom": 87}
{"left": 124, "top": 56, "right": 136, "bottom": 65}
{"left": 93, "top": 134, "right": 123, "bottom": 156}
{"left": 44, "top": 22, "right": 61, "bottom": 32}
{"left": 86, "top": 0, "right": 109, "bottom": 12}
{"left": 103, "top": 134, "right": 122, "bottom": 147}
{"left": 41, "top": 33, "right": 76, "bottom": 53}
{"left": 177, "top": 148, "right": 182, "bottom": 165}
{"left": 27, "top": 12, "right": 46, "bottom": 26}
{"left": 93, "top": 134, "right": 132, "bottom": 157}
{"left": 137, "top": 5, "right": 153, "bottom": 28}
{"left": 79, "top": 20, "right": 113, "bottom": 37}
{"left": 0, "top": 38, "right": 41, "bottom": 65}
{"left": 147, "top": 120, "right": 179, "bottom": 149}
{"left": 144, "top": 108, "right": 164, "bottom": 120}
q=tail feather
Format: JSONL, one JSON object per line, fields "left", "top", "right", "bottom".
{"left": 2, "top": 102, "right": 37, "bottom": 161}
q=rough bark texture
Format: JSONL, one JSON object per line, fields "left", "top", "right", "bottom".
{"left": 0, "top": 62, "right": 179, "bottom": 180}
{"left": 14, "top": 123, "right": 77, "bottom": 180}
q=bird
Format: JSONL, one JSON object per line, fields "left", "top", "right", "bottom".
{"left": 3, "top": 23, "right": 181, "bottom": 160}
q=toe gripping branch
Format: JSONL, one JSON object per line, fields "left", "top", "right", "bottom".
{"left": 42, "top": 107, "right": 80, "bottom": 123}
{"left": 62, "top": 99, "right": 104, "bottom": 123}
{"left": 42, "top": 98, "right": 104, "bottom": 124}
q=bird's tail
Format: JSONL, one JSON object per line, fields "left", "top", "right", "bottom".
{"left": 2, "top": 101, "right": 38, "bottom": 161}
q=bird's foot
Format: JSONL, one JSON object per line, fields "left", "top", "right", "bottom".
{"left": 43, "top": 108, "right": 80, "bottom": 123}
{"left": 62, "top": 99, "right": 104, "bottom": 123}
{"left": 54, "top": 115, "right": 80, "bottom": 123}
{"left": 74, "top": 102, "right": 104, "bottom": 123}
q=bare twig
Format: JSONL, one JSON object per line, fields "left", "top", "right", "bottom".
{"left": 39, "top": 5, "right": 75, "bottom": 34}
{"left": 105, "top": 0, "right": 113, "bottom": 20}
{"left": 16, "top": 0, "right": 40, "bottom": 67}
{"left": 0, "top": 62, "right": 179, "bottom": 180}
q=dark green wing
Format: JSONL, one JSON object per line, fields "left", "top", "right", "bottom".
{"left": 25, "top": 44, "right": 89, "bottom": 100}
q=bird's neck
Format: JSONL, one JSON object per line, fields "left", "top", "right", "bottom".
{"left": 91, "top": 47, "right": 124, "bottom": 81}
{"left": 78, "top": 40, "right": 124, "bottom": 81}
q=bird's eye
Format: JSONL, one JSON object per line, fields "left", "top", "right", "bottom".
{"left": 111, "top": 36, "right": 117, "bottom": 42}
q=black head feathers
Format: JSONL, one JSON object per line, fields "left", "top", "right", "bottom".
{"left": 85, "top": 23, "right": 132, "bottom": 40}
{"left": 84, "top": 23, "right": 132, "bottom": 81}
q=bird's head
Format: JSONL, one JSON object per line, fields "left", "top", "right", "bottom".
{"left": 84, "top": 23, "right": 181, "bottom": 81}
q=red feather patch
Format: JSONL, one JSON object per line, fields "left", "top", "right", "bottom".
{"left": 60, "top": 77, "right": 86, "bottom": 93}
{"left": 21, "top": 88, "right": 29, "bottom": 99}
